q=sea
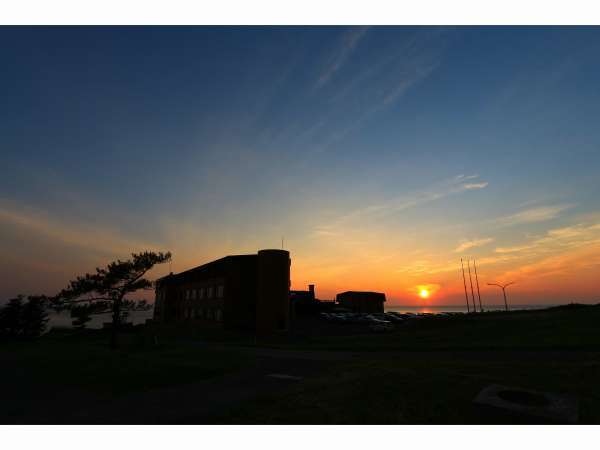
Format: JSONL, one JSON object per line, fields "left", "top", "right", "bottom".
{"left": 46, "top": 304, "right": 555, "bottom": 329}
{"left": 47, "top": 309, "right": 154, "bottom": 330}
{"left": 385, "top": 304, "right": 556, "bottom": 314}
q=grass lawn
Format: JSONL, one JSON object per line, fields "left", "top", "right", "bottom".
{"left": 2, "top": 328, "right": 252, "bottom": 393}
{"left": 215, "top": 350, "right": 600, "bottom": 424}
{"left": 0, "top": 327, "right": 252, "bottom": 423}
{"left": 2, "top": 304, "right": 599, "bottom": 424}
{"left": 214, "top": 305, "right": 600, "bottom": 423}
{"left": 277, "top": 304, "right": 600, "bottom": 352}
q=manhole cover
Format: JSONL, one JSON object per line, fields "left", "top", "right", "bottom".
{"left": 497, "top": 389, "right": 550, "bottom": 407}
{"left": 473, "top": 384, "right": 578, "bottom": 424}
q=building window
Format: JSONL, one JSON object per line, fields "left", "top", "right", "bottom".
{"left": 199, "top": 287, "right": 205, "bottom": 299}
{"left": 207, "top": 286, "right": 214, "bottom": 299}
{"left": 217, "top": 285, "right": 224, "bottom": 298}
{"left": 215, "top": 308, "right": 222, "bottom": 322}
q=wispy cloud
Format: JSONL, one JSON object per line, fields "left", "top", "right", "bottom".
{"left": 316, "top": 27, "right": 370, "bottom": 88}
{"left": 0, "top": 203, "right": 156, "bottom": 257}
{"left": 494, "top": 222, "right": 600, "bottom": 257}
{"left": 395, "top": 259, "right": 462, "bottom": 276}
{"left": 314, "top": 174, "right": 489, "bottom": 235}
{"left": 455, "top": 237, "right": 494, "bottom": 253}
{"left": 330, "top": 27, "right": 450, "bottom": 103}
{"left": 492, "top": 204, "right": 574, "bottom": 227}
{"left": 311, "top": 227, "right": 340, "bottom": 238}
{"left": 495, "top": 244, "right": 536, "bottom": 254}
{"left": 301, "top": 28, "right": 451, "bottom": 157}
{"left": 394, "top": 251, "right": 515, "bottom": 277}
{"left": 547, "top": 223, "right": 600, "bottom": 239}
{"left": 498, "top": 238, "right": 600, "bottom": 282}
{"left": 381, "top": 60, "right": 440, "bottom": 105}
{"left": 323, "top": 50, "right": 444, "bottom": 146}
{"left": 347, "top": 174, "right": 488, "bottom": 220}
{"left": 463, "top": 182, "right": 489, "bottom": 190}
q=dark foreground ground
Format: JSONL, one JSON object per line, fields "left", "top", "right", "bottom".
{"left": 2, "top": 304, "right": 600, "bottom": 424}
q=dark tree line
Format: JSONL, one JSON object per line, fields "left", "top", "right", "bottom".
{"left": 1, "top": 251, "right": 171, "bottom": 348}
{"left": 0, "top": 295, "right": 49, "bottom": 339}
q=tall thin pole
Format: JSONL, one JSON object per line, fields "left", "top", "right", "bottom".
{"left": 473, "top": 259, "right": 483, "bottom": 312}
{"left": 461, "top": 258, "right": 470, "bottom": 313}
{"left": 502, "top": 288, "right": 508, "bottom": 312}
{"left": 467, "top": 259, "right": 477, "bottom": 312}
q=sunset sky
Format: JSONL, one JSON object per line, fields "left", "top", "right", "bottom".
{"left": 1, "top": 26, "right": 600, "bottom": 306}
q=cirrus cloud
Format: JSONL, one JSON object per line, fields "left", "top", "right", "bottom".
{"left": 455, "top": 237, "right": 495, "bottom": 253}
{"left": 493, "top": 204, "right": 575, "bottom": 227}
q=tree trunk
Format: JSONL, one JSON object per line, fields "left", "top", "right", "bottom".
{"left": 110, "top": 295, "right": 122, "bottom": 349}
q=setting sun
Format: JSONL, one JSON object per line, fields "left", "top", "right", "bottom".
{"left": 414, "top": 284, "right": 439, "bottom": 300}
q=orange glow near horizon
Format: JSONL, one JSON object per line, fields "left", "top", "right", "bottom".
{"left": 2, "top": 197, "right": 600, "bottom": 306}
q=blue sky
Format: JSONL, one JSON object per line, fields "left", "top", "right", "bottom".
{"left": 1, "top": 26, "right": 600, "bottom": 304}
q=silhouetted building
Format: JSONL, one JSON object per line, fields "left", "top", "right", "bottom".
{"left": 153, "top": 249, "right": 290, "bottom": 335}
{"left": 290, "top": 284, "right": 315, "bottom": 303}
{"left": 336, "top": 291, "right": 386, "bottom": 313}
{"left": 290, "top": 284, "right": 321, "bottom": 315}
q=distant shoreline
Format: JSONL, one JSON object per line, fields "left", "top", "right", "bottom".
{"left": 384, "top": 304, "right": 558, "bottom": 313}
{"left": 45, "top": 303, "right": 579, "bottom": 329}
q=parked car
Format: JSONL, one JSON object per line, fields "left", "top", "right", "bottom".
{"left": 369, "top": 322, "right": 393, "bottom": 332}
{"left": 366, "top": 315, "right": 391, "bottom": 324}
{"left": 385, "top": 314, "right": 405, "bottom": 323}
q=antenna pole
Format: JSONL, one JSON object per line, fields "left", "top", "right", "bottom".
{"left": 467, "top": 259, "right": 477, "bottom": 312}
{"left": 473, "top": 259, "right": 483, "bottom": 312}
{"left": 281, "top": 236, "right": 284, "bottom": 249}
{"left": 461, "top": 258, "right": 470, "bottom": 313}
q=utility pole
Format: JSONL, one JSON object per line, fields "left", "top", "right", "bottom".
{"left": 473, "top": 259, "right": 483, "bottom": 312}
{"left": 461, "top": 258, "right": 470, "bottom": 313}
{"left": 467, "top": 259, "right": 477, "bottom": 312}
{"left": 487, "top": 282, "right": 515, "bottom": 312}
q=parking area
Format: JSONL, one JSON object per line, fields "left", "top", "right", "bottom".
{"left": 318, "top": 311, "right": 464, "bottom": 332}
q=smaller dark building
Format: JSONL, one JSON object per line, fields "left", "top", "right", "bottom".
{"left": 290, "top": 284, "right": 316, "bottom": 303}
{"left": 336, "top": 291, "right": 386, "bottom": 313}
{"left": 290, "top": 284, "right": 320, "bottom": 315}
